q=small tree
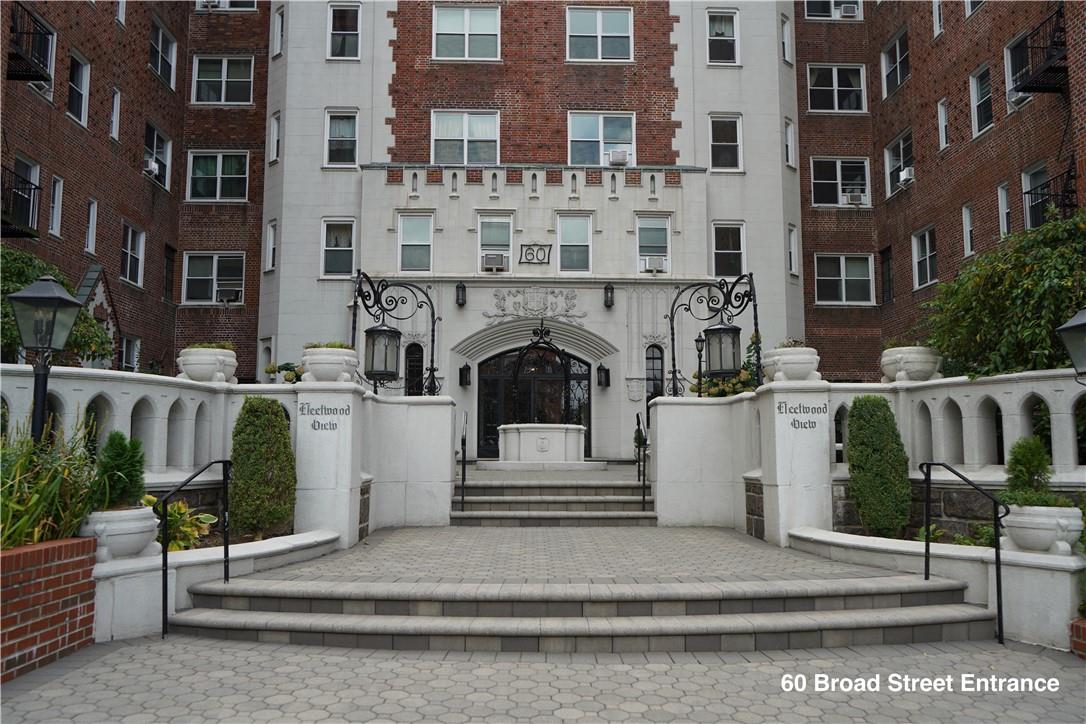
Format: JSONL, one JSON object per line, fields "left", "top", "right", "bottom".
{"left": 846, "top": 395, "right": 911, "bottom": 537}
{"left": 1000, "top": 436, "right": 1071, "bottom": 507}
{"left": 94, "top": 431, "right": 145, "bottom": 508}
{"left": 230, "top": 397, "right": 296, "bottom": 538}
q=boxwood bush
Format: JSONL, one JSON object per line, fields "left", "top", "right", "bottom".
{"left": 846, "top": 395, "right": 911, "bottom": 537}
{"left": 94, "top": 431, "right": 145, "bottom": 508}
{"left": 230, "top": 397, "right": 296, "bottom": 537}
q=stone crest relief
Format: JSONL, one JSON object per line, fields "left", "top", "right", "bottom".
{"left": 625, "top": 378, "right": 645, "bottom": 402}
{"left": 482, "top": 287, "right": 588, "bottom": 327}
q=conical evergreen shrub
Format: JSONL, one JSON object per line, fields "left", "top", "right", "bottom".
{"left": 846, "top": 395, "right": 911, "bottom": 537}
{"left": 230, "top": 397, "right": 296, "bottom": 537}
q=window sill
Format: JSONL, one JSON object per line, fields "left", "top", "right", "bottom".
{"left": 272, "top": 51, "right": 283, "bottom": 60}
{"left": 145, "top": 177, "right": 171, "bottom": 193}
{"left": 1005, "top": 96, "right": 1033, "bottom": 114}
{"left": 709, "top": 169, "right": 745, "bottom": 175}
{"left": 431, "top": 57, "right": 503, "bottom": 64}
{"left": 912, "top": 281, "right": 938, "bottom": 292}
{"left": 322, "top": 164, "right": 359, "bottom": 171}
{"left": 813, "top": 301, "right": 877, "bottom": 308}
{"left": 147, "top": 65, "right": 176, "bottom": 92}
{"left": 971, "top": 124, "right": 995, "bottom": 141}
{"left": 565, "top": 59, "right": 634, "bottom": 65}
{"left": 882, "top": 76, "right": 910, "bottom": 101}
{"left": 317, "top": 276, "right": 355, "bottom": 282}
{"left": 28, "top": 85, "right": 55, "bottom": 105}
{"left": 325, "top": 56, "right": 362, "bottom": 62}
{"left": 268, "top": 158, "right": 279, "bottom": 166}
{"left": 707, "top": 62, "right": 742, "bottom": 69}
{"left": 803, "top": 17, "right": 864, "bottom": 23}
{"left": 185, "top": 198, "right": 249, "bottom": 204}
{"left": 786, "top": 163, "right": 797, "bottom": 171}
{"left": 191, "top": 102, "right": 255, "bottom": 108}
{"left": 66, "top": 112, "right": 89, "bottom": 129}
{"left": 806, "top": 110, "right": 869, "bottom": 116}
{"left": 263, "top": 267, "right": 276, "bottom": 274}
{"left": 47, "top": 231, "right": 62, "bottom": 241}
{"left": 118, "top": 278, "right": 145, "bottom": 292}
{"left": 811, "top": 204, "right": 872, "bottom": 211}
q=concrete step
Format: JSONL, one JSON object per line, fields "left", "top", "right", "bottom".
{"left": 454, "top": 495, "right": 654, "bottom": 512}
{"left": 450, "top": 511, "right": 658, "bottom": 527}
{"left": 454, "top": 481, "right": 649, "bottom": 497}
{"left": 169, "top": 603, "right": 996, "bottom": 652}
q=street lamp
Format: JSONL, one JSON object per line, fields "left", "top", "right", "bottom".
{"left": 363, "top": 323, "right": 401, "bottom": 390}
{"left": 354, "top": 270, "right": 440, "bottom": 395}
{"left": 1057, "top": 308, "right": 1086, "bottom": 385}
{"left": 8, "top": 276, "right": 82, "bottom": 443}
{"left": 694, "top": 333, "right": 705, "bottom": 398}
{"left": 703, "top": 319, "right": 742, "bottom": 380}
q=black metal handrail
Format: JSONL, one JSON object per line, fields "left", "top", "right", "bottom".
{"left": 635, "top": 413, "right": 648, "bottom": 511}
{"left": 158, "top": 459, "right": 232, "bottom": 639}
{"left": 2, "top": 164, "right": 41, "bottom": 232}
{"left": 919, "top": 462, "right": 1009, "bottom": 645}
{"left": 460, "top": 411, "right": 467, "bottom": 512}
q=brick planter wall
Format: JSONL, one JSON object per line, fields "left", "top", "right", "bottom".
{"left": 1, "top": 538, "right": 97, "bottom": 682}
{"left": 1072, "top": 619, "right": 1086, "bottom": 660}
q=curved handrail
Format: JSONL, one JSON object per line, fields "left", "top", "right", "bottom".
{"left": 460, "top": 411, "right": 468, "bottom": 511}
{"left": 635, "top": 413, "right": 647, "bottom": 511}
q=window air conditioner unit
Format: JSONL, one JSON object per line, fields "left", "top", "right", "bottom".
{"left": 607, "top": 149, "right": 629, "bottom": 166}
{"left": 898, "top": 166, "right": 915, "bottom": 184}
{"left": 837, "top": 3, "right": 859, "bottom": 18}
{"left": 481, "top": 253, "right": 508, "bottom": 272}
{"left": 200, "top": 0, "right": 221, "bottom": 8}
{"left": 640, "top": 256, "right": 668, "bottom": 273}
{"left": 841, "top": 192, "right": 866, "bottom": 206}
{"left": 1007, "top": 89, "right": 1030, "bottom": 106}
{"left": 142, "top": 158, "right": 160, "bottom": 175}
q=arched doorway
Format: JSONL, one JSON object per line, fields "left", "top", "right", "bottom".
{"left": 477, "top": 347, "right": 591, "bottom": 458}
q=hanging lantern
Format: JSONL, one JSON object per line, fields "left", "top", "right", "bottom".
{"left": 8, "top": 276, "right": 82, "bottom": 353}
{"left": 596, "top": 364, "right": 610, "bottom": 387}
{"left": 459, "top": 363, "right": 471, "bottom": 386}
{"left": 1057, "top": 308, "right": 1086, "bottom": 377}
{"left": 363, "top": 323, "right": 401, "bottom": 382}
{"left": 703, "top": 320, "right": 741, "bottom": 379}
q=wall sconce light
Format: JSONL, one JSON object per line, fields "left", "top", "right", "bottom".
{"left": 459, "top": 363, "right": 471, "bottom": 386}
{"left": 455, "top": 282, "right": 467, "bottom": 307}
{"left": 603, "top": 283, "right": 614, "bottom": 309}
{"left": 596, "top": 364, "right": 610, "bottom": 388}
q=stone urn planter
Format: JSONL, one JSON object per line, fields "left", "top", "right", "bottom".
{"left": 79, "top": 507, "right": 160, "bottom": 562}
{"left": 762, "top": 347, "right": 822, "bottom": 382}
{"left": 301, "top": 347, "right": 359, "bottom": 383}
{"left": 1001, "top": 505, "right": 1084, "bottom": 555}
{"left": 880, "top": 346, "right": 942, "bottom": 382}
{"left": 176, "top": 346, "right": 238, "bottom": 384}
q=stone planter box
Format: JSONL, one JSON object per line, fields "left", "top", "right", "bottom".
{"left": 176, "top": 346, "right": 238, "bottom": 384}
{"left": 880, "top": 346, "right": 942, "bottom": 382}
{"left": 1002, "top": 505, "right": 1083, "bottom": 555}
{"left": 762, "top": 347, "right": 821, "bottom": 382}
{"left": 79, "top": 507, "right": 160, "bottom": 562}
{"left": 300, "top": 347, "right": 359, "bottom": 383}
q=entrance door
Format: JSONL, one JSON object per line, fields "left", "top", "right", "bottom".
{"left": 477, "top": 348, "right": 591, "bottom": 458}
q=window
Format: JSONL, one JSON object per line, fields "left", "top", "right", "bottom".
{"left": 811, "top": 158, "right": 869, "bottom": 206}
{"left": 204, "top": 0, "right": 257, "bottom": 10}
{"left": 121, "top": 223, "right": 144, "bottom": 286}
{"left": 997, "top": 183, "right": 1010, "bottom": 236}
{"left": 27, "top": 14, "right": 56, "bottom": 98}
{"left": 479, "top": 214, "right": 511, "bottom": 267}
{"left": 567, "top": 7, "right": 632, "bottom": 61}
{"left": 117, "top": 0, "right": 125, "bottom": 24}
{"left": 970, "top": 66, "right": 993, "bottom": 136}
{"left": 707, "top": 11, "right": 738, "bottom": 65}
{"left": 328, "top": 4, "right": 361, "bottom": 59}
{"left": 637, "top": 216, "right": 669, "bottom": 260}
{"left": 962, "top": 205, "right": 974, "bottom": 255}
{"left": 432, "top": 111, "right": 498, "bottom": 165}
{"left": 882, "top": 31, "right": 909, "bottom": 96}
{"left": 144, "top": 123, "right": 171, "bottom": 188}
{"left": 183, "top": 253, "right": 244, "bottom": 303}
{"left": 713, "top": 224, "right": 743, "bottom": 278}
{"left": 325, "top": 111, "right": 357, "bottom": 165}
{"left": 273, "top": 7, "right": 285, "bottom": 57}
{"left": 188, "top": 152, "right": 248, "bottom": 201}
{"left": 815, "top": 254, "right": 873, "bottom": 305}
{"left": 433, "top": 6, "right": 499, "bottom": 60}
{"left": 879, "top": 247, "right": 894, "bottom": 304}
{"left": 1022, "top": 165, "right": 1048, "bottom": 230}
{"left": 784, "top": 120, "right": 796, "bottom": 168}
{"left": 781, "top": 15, "right": 792, "bottom": 62}
{"left": 805, "top": 0, "right": 862, "bottom": 20}
{"left": 937, "top": 98, "right": 949, "bottom": 149}
{"left": 269, "top": 113, "right": 281, "bottom": 162}
{"left": 265, "top": 221, "right": 277, "bottom": 271}
{"left": 193, "top": 57, "right": 253, "bottom": 104}
{"left": 405, "top": 344, "right": 424, "bottom": 396}
{"left": 965, "top": 0, "right": 984, "bottom": 17}
{"left": 709, "top": 116, "right": 742, "bottom": 171}
{"left": 568, "top": 112, "right": 634, "bottom": 166}
{"left": 149, "top": 19, "right": 176, "bottom": 87}
{"left": 1005, "top": 35, "right": 1030, "bottom": 107}
{"left": 67, "top": 54, "right": 90, "bottom": 124}
{"left": 912, "top": 228, "right": 937, "bottom": 288}
{"left": 807, "top": 65, "right": 865, "bottom": 112}
{"left": 11, "top": 157, "right": 39, "bottom": 229}
{"left": 120, "top": 337, "right": 140, "bottom": 372}
{"left": 48, "top": 177, "right": 63, "bottom": 236}
{"left": 399, "top": 214, "right": 432, "bottom": 272}
{"left": 164, "top": 246, "right": 175, "bottom": 301}
{"left": 645, "top": 345, "right": 664, "bottom": 404}
{"left": 932, "top": 0, "right": 942, "bottom": 35}
{"left": 558, "top": 215, "right": 591, "bottom": 272}
{"left": 85, "top": 199, "right": 97, "bottom": 253}
{"left": 884, "top": 130, "right": 913, "bottom": 194}
{"left": 321, "top": 219, "right": 354, "bottom": 276}
{"left": 787, "top": 225, "right": 799, "bottom": 275}
{"left": 110, "top": 88, "right": 121, "bottom": 140}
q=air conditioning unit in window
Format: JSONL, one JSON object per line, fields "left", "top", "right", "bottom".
{"left": 1007, "top": 89, "right": 1030, "bottom": 106}
{"left": 607, "top": 149, "right": 629, "bottom": 166}
{"left": 898, "top": 166, "right": 915, "bottom": 185}
{"left": 837, "top": 3, "right": 859, "bottom": 18}
{"left": 639, "top": 256, "right": 668, "bottom": 273}
{"left": 481, "top": 253, "right": 509, "bottom": 272}
{"left": 142, "top": 158, "right": 160, "bottom": 176}
{"left": 200, "top": 0, "right": 221, "bottom": 9}
{"left": 840, "top": 192, "right": 866, "bottom": 206}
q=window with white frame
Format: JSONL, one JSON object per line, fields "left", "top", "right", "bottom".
{"left": 144, "top": 123, "right": 170, "bottom": 188}
{"left": 273, "top": 7, "right": 284, "bottom": 56}
{"left": 48, "top": 176, "right": 63, "bottom": 236}
{"left": 567, "top": 7, "right": 632, "bottom": 61}
{"left": 11, "top": 157, "right": 39, "bottom": 230}
{"left": 433, "top": 6, "right": 499, "bottom": 60}
{"left": 805, "top": 0, "right": 862, "bottom": 20}
{"left": 637, "top": 216, "right": 669, "bottom": 261}
{"left": 27, "top": 12, "right": 56, "bottom": 98}
{"left": 328, "top": 4, "right": 361, "bottom": 59}
{"left": 710, "top": 116, "right": 741, "bottom": 171}
{"left": 815, "top": 254, "right": 873, "bottom": 304}
{"left": 807, "top": 65, "right": 865, "bottom": 112}
{"left": 937, "top": 98, "right": 949, "bottom": 149}
{"left": 265, "top": 221, "right": 277, "bottom": 270}
{"left": 1005, "top": 35, "right": 1030, "bottom": 107}
{"left": 568, "top": 112, "right": 634, "bottom": 166}
{"left": 784, "top": 119, "right": 796, "bottom": 168}
{"left": 478, "top": 214, "right": 511, "bottom": 264}
{"left": 713, "top": 224, "right": 744, "bottom": 277}
{"left": 884, "top": 130, "right": 913, "bottom": 194}
{"left": 85, "top": 199, "right": 97, "bottom": 253}
{"left": 912, "top": 227, "right": 937, "bottom": 288}
{"left": 399, "top": 214, "right": 432, "bottom": 272}
{"left": 787, "top": 225, "right": 799, "bottom": 275}
{"left": 997, "top": 183, "right": 1010, "bottom": 236}
{"left": 67, "top": 54, "right": 90, "bottom": 124}
{"left": 965, "top": 0, "right": 984, "bottom": 17}
{"left": 193, "top": 57, "right": 252, "bottom": 104}
{"left": 882, "top": 31, "right": 909, "bottom": 96}
{"left": 325, "top": 111, "right": 357, "bottom": 165}
{"left": 149, "top": 19, "right": 176, "bottom": 87}
{"left": 269, "top": 112, "right": 281, "bottom": 162}
{"left": 811, "top": 158, "right": 869, "bottom": 206}
{"left": 322, "top": 219, "right": 354, "bottom": 276}
{"left": 932, "top": 0, "right": 942, "bottom": 35}
{"left": 116, "top": 0, "right": 125, "bottom": 24}
{"left": 121, "top": 223, "right": 144, "bottom": 286}
{"left": 1022, "top": 165, "right": 1048, "bottom": 230}
{"left": 970, "top": 66, "right": 993, "bottom": 136}
{"left": 961, "top": 204, "right": 973, "bottom": 255}
{"left": 558, "top": 215, "right": 591, "bottom": 272}
{"left": 120, "top": 336, "right": 140, "bottom": 372}
{"left": 781, "top": 15, "right": 792, "bottom": 62}
{"left": 707, "top": 11, "right": 738, "bottom": 65}
{"left": 183, "top": 253, "right": 244, "bottom": 303}
{"left": 196, "top": 0, "right": 257, "bottom": 8}
{"left": 432, "top": 111, "right": 498, "bottom": 165}
{"left": 188, "top": 152, "right": 248, "bottom": 201}
{"left": 110, "top": 88, "right": 121, "bottom": 140}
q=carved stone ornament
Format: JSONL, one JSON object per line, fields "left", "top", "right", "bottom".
{"left": 402, "top": 331, "right": 428, "bottom": 345}
{"left": 643, "top": 332, "right": 669, "bottom": 348}
{"left": 626, "top": 378, "right": 645, "bottom": 402}
{"left": 482, "top": 287, "right": 588, "bottom": 327}
{"left": 518, "top": 243, "right": 552, "bottom": 265}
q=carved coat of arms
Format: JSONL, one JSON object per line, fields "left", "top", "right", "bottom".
{"left": 482, "top": 287, "right": 588, "bottom": 326}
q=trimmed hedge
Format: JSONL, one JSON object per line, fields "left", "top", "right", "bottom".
{"left": 230, "top": 397, "right": 296, "bottom": 537}
{"left": 95, "top": 431, "right": 145, "bottom": 508}
{"left": 846, "top": 395, "right": 911, "bottom": 538}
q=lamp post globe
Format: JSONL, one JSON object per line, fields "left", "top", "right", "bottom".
{"left": 363, "top": 323, "right": 402, "bottom": 388}
{"left": 703, "top": 320, "right": 741, "bottom": 379}
{"left": 1057, "top": 308, "right": 1086, "bottom": 381}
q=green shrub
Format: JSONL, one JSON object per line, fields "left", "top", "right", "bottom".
{"left": 142, "top": 494, "right": 217, "bottom": 551}
{"left": 94, "top": 431, "right": 145, "bottom": 508}
{"left": 185, "top": 342, "right": 236, "bottom": 351}
{"left": 914, "top": 524, "right": 944, "bottom": 542}
{"left": 846, "top": 395, "right": 911, "bottom": 537}
{"left": 952, "top": 524, "right": 996, "bottom": 547}
{"left": 1005, "top": 436, "right": 1052, "bottom": 493}
{"left": 999, "top": 489, "right": 1073, "bottom": 507}
{"left": 776, "top": 338, "right": 807, "bottom": 349}
{"left": 230, "top": 397, "right": 296, "bottom": 538}
{"left": 304, "top": 341, "right": 353, "bottom": 349}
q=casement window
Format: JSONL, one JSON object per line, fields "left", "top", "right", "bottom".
{"left": 912, "top": 228, "right": 937, "bottom": 288}
{"left": 328, "top": 4, "right": 361, "bottom": 59}
{"left": 265, "top": 221, "right": 277, "bottom": 271}
{"left": 970, "top": 66, "right": 993, "bottom": 136}
{"left": 637, "top": 216, "right": 669, "bottom": 266}
{"left": 121, "top": 223, "right": 145, "bottom": 286}
{"left": 781, "top": 15, "right": 792, "bottom": 63}
{"left": 85, "top": 199, "right": 97, "bottom": 253}
{"left": 882, "top": 31, "right": 909, "bottom": 96}
{"left": 787, "top": 225, "right": 799, "bottom": 275}
{"left": 811, "top": 158, "right": 869, "bottom": 206}
{"left": 67, "top": 54, "right": 90, "bottom": 125}
{"left": 707, "top": 10, "right": 738, "bottom": 65}
{"left": 110, "top": 89, "right": 121, "bottom": 140}
{"left": 27, "top": 14, "right": 56, "bottom": 98}
{"left": 11, "top": 157, "right": 39, "bottom": 230}
{"left": 398, "top": 214, "right": 433, "bottom": 272}
{"left": 997, "top": 183, "right": 1010, "bottom": 236}
{"left": 188, "top": 151, "right": 248, "bottom": 201}
{"left": 937, "top": 98, "right": 949, "bottom": 149}
{"left": 144, "top": 123, "right": 171, "bottom": 188}
{"left": 879, "top": 247, "right": 894, "bottom": 304}
{"left": 1004, "top": 35, "right": 1030, "bottom": 107}
{"left": 322, "top": 219, "right": 355, "bottom": 276}
{"left": 965, "top": 0, "right": 984, "bottom": 17}
{"left": 433, "top": 6, "right": 499, "bottom": 60}
{"left": 558, "top": 215, "right": 591, "bottom": 272}
{"left": 807, "top": 65, "right": 865, "bottom": 112}
{"left": 884, "top": 130, "right": 913, "bottom": 194}
{"left": 164, "top": 246, "right": 175, "bottom": 301}
{"left": 269, "top": 112, "right": 281, "bottom": 162}
{"left": 784, "top": 120, "right": 796, "bottom": 168}
{"left": 567, "top": 7, "right": 632, "bottom": 62}
{"left": 120, "top": 336, "right": 140, "bottom": 372}
{"left": 709, "top": 116, "right": 742, "bottom": 171}
{"left": 962, "top": 205, "right": 974, "bottom": 255}
{"left": 932, "top": 0, "right": 942, "bottom": 35}
{"left": 325, "top": 111, "right": 357, "bottom": 165}
{"left": 149, "top": 19, "right": 176, "bottom": 87}
{"left": 568, "top": 112, "right": 634, "bottom": 166}
{"left": 193, "top": 57, "right": 253, "bottom": 104}
{"left": 273, "top": 7, "right": 285, "bottom": 57}
{"left": 183, "top": 252, "right": 244, "bottom": 303}
{"left": 1022, "top": 165, "right": 1049, "bottom": 230}
{"left": 712, "top": 223, "right": 744, "bottom": 278}
{"left": 805, "top": 0, "right": 862, "bottom": 20}
{"left": 478, "top": 214, "right": 512, "bottom": 269}
{"left": 48, "top": 176, "right": 63, "bottom": 236}
{"left": 432, "top": 111, "right": 498, "bottom": 165}
{"left": 815, "top": 254, "right": 873, "bottom": 305}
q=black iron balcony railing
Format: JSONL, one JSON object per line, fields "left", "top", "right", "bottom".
{"left": 1012, "top": 4, "right": 1068, "bottom": 95}
{"left": 7, "top": 2, "right": 53, "bottom": 82}
{"left": 1, "top": 165, "right": 40, "bottom": 238}
{"left": 1024, "top": 163, "right": 1078, "bottom": 224}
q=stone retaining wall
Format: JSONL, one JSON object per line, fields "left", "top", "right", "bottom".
{"left": 745, "top": 481, "right": 764, "bottom": 540}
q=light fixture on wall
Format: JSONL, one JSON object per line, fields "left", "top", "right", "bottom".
{"left": 459, "top": 363, "right": 471, "bottom": 386}
{"left": 603, "top": 283, "right": 614, "bottom": 309}
{"left": 1057, "top": 308, "right": 1086, "bottom": 386}
{"left": 596, "top": 364, "right": 610, "bottom": 388}
{"left": 455, "top": 282, "right": 467, "bottom": 307}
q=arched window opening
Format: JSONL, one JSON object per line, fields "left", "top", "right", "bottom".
{"left": 405, "top": 344, "right": 425, "bottom": 397}
{"left": 1022, "top": 394, "right": 1052, "bottom": 457}
{"left": 943, "top": 399, "right": 964, "bottom": 465}
{"left": 914, "top": 401, "right": 933, "bottom": 466}
{"left": 645, "top": 345, "right": 664, "bottom": 427}
{"left": 977, "top": 398, "right": 1004, "bottom": 465}
{"left": 834, "top": 406, "right": 849, "bottom": 464}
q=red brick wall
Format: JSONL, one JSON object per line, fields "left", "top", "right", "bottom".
{"left": 1, "top": 538, "right": 97, "bottom": 683}
{"left": 1072, "top": 618, "right": 1086, "bottom": 660}
{"left": 387, "top": 0, "right": 679, "bottom": 165}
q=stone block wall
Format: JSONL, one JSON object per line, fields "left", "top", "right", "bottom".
{"left": 745, "top": 481, "right": 765, "bottom": 540}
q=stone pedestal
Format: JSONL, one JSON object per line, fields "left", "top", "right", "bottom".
{"left": 479, "top": 424, "right": 605, "bottom": 471}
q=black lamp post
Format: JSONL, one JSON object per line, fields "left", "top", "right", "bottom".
{"left": 1057, "top": 308, "right": 1086, "bottom": 386}
{"left": 8, "top": 276, "right": 82, "bottom": 443}
{"left": 694, "top": 333, "right": 705, "bottom": 398}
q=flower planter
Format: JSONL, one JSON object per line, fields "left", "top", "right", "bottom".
{"left": 300, "top": 347, "right": 359, "bottom": 383}
{"left": 176, "top": 347, "right": 238, "bottom": 384}
{"left": 1001, "top": 505, "right": 1083, "bottom": 555}
{"left": 78, "top": 507, "right": 160, "bottom": 562}
{"left": 762, "top": 347, "right": 822, "bottom": 382}
{"left": 880, "top": 346, "right": 942, "bottom": 383}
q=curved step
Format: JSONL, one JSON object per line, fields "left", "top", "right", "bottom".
{"left": 451, "top": 510, "right": 657, "bottom": 527}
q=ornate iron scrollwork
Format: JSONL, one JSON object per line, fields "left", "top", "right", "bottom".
{"left": 511, "top": 318, "right": 571, "bottom": 423}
